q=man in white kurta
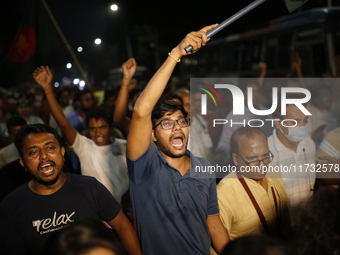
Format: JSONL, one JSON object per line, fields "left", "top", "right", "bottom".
{"left": 72, "top": 132, "right": 128, "bottom": 202}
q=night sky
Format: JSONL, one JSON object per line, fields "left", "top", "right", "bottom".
{"left": 0, "top": 0, "right": 338, "bottom": 85}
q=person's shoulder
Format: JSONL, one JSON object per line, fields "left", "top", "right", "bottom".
{"left": 68, "top": 173, "right": 97, "bottom": 185}
{"left": 113, "top": 138, "right": 126, "bottom": 144}
{"left": 324, "top": 126, "right": 340, "bottom": 141}
{"left": 66, "top": 111, "right": 77, "bottom": 118}
{"left": 193, "top": 155, "right": 210, "bottom": 166}
{"left": 1, "top": 183, "right": 29, "bottom": 208}
{"left": 217, "top": 173, "right": 240, "bottom": 195}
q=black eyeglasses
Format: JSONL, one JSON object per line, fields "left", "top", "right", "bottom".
{"left": 236, "top": 151, "right": 274, "bottom": 166}
{"left": 154, "top": 117, "right": 190, "bottom": 130}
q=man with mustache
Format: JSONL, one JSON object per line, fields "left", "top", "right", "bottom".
{"left": 127, "top": 25, "right": 229, "bottom": 255}
{"left": 0, "top": 124, "right": 141, "bottom": 255}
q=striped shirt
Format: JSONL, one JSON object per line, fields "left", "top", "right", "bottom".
{"left": 268, "top": 129, "right": 316, "bottom": 208}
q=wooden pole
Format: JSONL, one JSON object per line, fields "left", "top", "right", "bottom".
{"left": 40, "top": 0, "right": 93, "bottom": 91}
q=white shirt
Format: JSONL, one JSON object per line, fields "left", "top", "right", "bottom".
{"left": 72, "top": 132, "right": 128, "bottom": 203}
{"left": 268, "top": 129, "right": 316, "bottom": 208}
{"left": 189, "top": 115, "right": 213, "bottom": 162}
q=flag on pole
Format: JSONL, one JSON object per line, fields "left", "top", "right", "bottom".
{"left": 0, "top": 0, "right": 64, "bottom": 86}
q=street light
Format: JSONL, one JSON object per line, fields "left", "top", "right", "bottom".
{"left": 110, "top": 4, "right": 118, "bottom": 11}
{"left": 109, "top": 4, "right": 133, "bottom": 58}
{"left": 94, "top": 38, "right": 102, "bottom": 45}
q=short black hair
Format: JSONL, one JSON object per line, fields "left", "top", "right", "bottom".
{"left": 56, "top": 87, "right": 69, "bottom": 101}
{"left": 73, "top": 88, "right": 91, "bottom": 102}
{"left": 151, "top": 99, "right": 187, "bottom": 128}
{"left": 43, "top": 219, "right": 127, "bottom": 255}
{"left": 161, "top": 92, "right": 184, "bottom": 104}
{"left": 14, "top": 124, "right": 64, "bottom": 158}
{"left": 230, "top": 127, "right": 266, "bottom": 155}
{"left": 103, "top": 88, "right": 119, "bottom": 103}
{"left": 6, "top": 116, "right": 27, "bottom": 130}
{"left": 86, "top": 106, "right": 113, "bottom": 127}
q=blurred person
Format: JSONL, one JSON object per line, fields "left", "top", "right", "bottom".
{"left": 127, "top": 24, "right": 229, "bottom": 255}
{"left": 189, "top": 89, "right": 214, "bottom": 162}
{"left": 0, "top": 124, "right": 141, "bottom": 255}
{"left": 175, "top": 88, "right": 190, "bottom": 117}
{"left": 15, "top": 101, "right": 44, "bottom": 125}
{"left": 0, "top": 116, "right": 26, "bottom": 168}
{"left": 314, "top": 127, "right": 340, "bottom": 189}
{"left": 33, "top": 67, "right": 128, "bottom": 203}
{"left": 44, "top": 219, "right": 127, "bottom": 255}
{"left": 221, "top": 235, "right": 289, "bottom": 255}
{"left": 65, "top": 88, "right": 94, "bottom": 173}
{"left": 307, "top": 86, "right": 338, "bottom": 148}
{"left": 268, "top": 94, "right": 316, "bottom": 209}
{"left": 214, "top": 127, "right": 290, "bottom": 250}
{"left": 103, "top": 89, "right": 119, "bottom": 112}
{"left": 66, "top": 88, "right": 94, "bottom": 134}
{"left": 49, "top": 87, "right": 74, "bottom": 132}
{"left": 290, "top": 188, "right": 340, "bottom": 255}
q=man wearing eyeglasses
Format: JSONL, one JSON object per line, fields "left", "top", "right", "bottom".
{"left": 215, "top": 127, "right": 290, "bottom": 243}
{"left": 127, "top": 25, "right": 230, "bottom": 255}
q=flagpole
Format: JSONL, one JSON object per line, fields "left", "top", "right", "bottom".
{"left": 40, "top": 0, "right": 93, "bottom": 91}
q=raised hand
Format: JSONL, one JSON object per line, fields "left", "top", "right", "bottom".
{"left": 170, "top": 24, "right": 218, "bottom": 61}
{"left": 32, "top": 66, "right": 53, "bottom": 92}
{"left": 122, "top": 58, "right": 137, "bottom": 81}
{"left": 258, "top": 61, "right": 267, "bottom": 72}
{"left": 293, "top": 52, "right": 302, "bottom": 70}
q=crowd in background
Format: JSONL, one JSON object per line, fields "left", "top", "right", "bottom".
{"left": 0, "top": 26, "right": 340, "bottom": 255}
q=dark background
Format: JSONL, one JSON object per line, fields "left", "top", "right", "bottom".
{"left": 0, "top": 0, "right": 338, "bottom": 88}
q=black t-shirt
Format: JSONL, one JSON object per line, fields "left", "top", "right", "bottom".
{"left": 0, "top": 173, "right": 121, "bottom": 255}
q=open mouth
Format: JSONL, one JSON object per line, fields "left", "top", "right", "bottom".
{"left": 96, "top": 137, "right": 104, "bottom": 143}
{"left": 39, "top": 162, "right": 54, "bottom": 175}
{"left": 171, "top": 135, "right": 184, "bottom": 147}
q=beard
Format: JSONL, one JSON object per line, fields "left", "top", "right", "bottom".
{"left": 30, "top": 161, "right": 64, "bottom": 186}
{"left": 157, "top": 139, "right": 187, "bottom": 158}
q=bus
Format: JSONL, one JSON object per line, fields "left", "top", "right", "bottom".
{"left": 181, "top": 7, "right": 340, "bottom": 78}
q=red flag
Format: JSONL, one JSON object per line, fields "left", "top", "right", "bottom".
{"left": 0, "top": 0, "right": 64, "bottom": 85}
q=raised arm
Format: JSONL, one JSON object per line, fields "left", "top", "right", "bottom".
{"left": 127, "top": 24, "right": 217, "bottom": 160}
{"left": 293, "top": 52, "right": 308, "bottom": 89}
{"left": 207, "top": 215, "right": 230, "bottom": 254}
{"left": 114, "top": 58, "right": 137, "bottom": 135}
{"left": 257, "top": 61, "right": 267, "bottom": 86}
{"left": 108, "top": 210, "right": 142, "bottom": 255}
{"left": 32, "top": 66, "right": 77, "bottom": 145}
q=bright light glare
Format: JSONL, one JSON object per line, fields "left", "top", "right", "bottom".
{"left": 73, "top": 78, "right": 80, "bottom": 85}
{"left": 79, "top": 80, "right": 85, "bottom": 87}
{"left": 94, "top": 38, "right": 101, "bottom": 45}
{"left": 66, "top": 63, "right": 72, "bottom": 69}
{"left": 54, "top": 82, "right": 59, "bottom": 88}
{"left": 110, "top": 4, "right": 118, "bottom": 11}
{"left": 77, "top": 46, "right": 83, "bottom": 52}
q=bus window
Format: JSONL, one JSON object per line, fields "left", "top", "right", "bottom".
{"left": 331, "top": 19, "right": 340, "bottom": 55}
{"left": 265, "top": 36, "right": 278, "bottom": 69}
{"left": 249, "top": 39, "right": 263, "bottom": 70}
{"left": 278, "top": 33, "right": 292, "bottom": 69}
{"left": 295, "top": 44, "right": 325, "bottom": 77}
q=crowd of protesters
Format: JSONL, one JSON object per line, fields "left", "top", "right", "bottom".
{"left": 0, "top": 24, "right": 340, "bottom": 255}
